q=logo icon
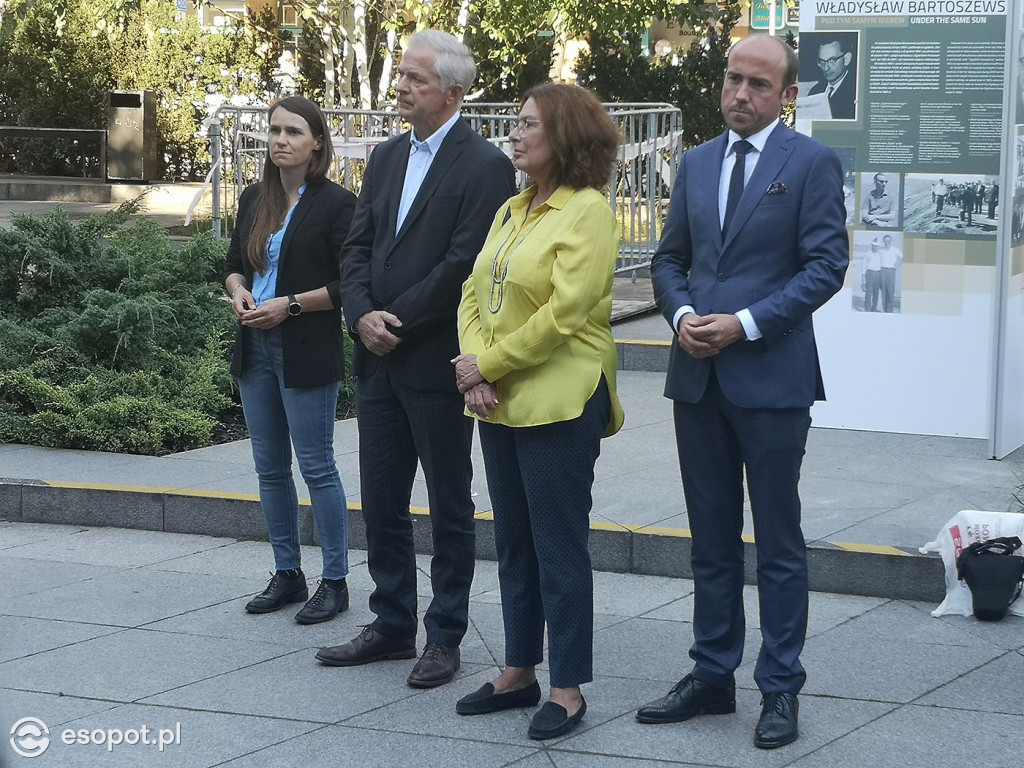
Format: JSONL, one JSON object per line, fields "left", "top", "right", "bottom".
{"left": 10, "top": 718, "right": 50, "bottom": 758}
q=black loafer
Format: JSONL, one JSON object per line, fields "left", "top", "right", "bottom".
{"left": 456, "top": 680, "right": 542, "bottom": 716}
{"left": 527, "top": 697, "right": 587, "bottom": 740}
{"left": 636, "top": 674, "right": 735, "bottom": 724}
{"left": 245, "top": 570, "right": 308, "bottom": 614}
{"left": 295, "top": 579, "right": 349, "bottom": 624}
{"left": 754, "top": 692, "right": 799, "bottom": 749}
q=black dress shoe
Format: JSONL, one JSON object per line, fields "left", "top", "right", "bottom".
{"left": 245, "top": 570, "right": 308, "bottom": 614}
{"left": 527, "top": 697, "right": 587, "bottom": 740}
{"left": 754, "top": 692, "right": 799, "bottom": 749}
{"left": 407, "top": 643, "right": 460, "bottom": 688}
{"left": 635, "top": 674, "right": 735, "bottom": 724}
{"left": 294, "top": 579, "right": 349, "bottom": 625}
{"left": 315, "top": 626, "right": 416, "bottom": 666}
{"left": 456, "top": 680, "right": 542, "bottom": 715}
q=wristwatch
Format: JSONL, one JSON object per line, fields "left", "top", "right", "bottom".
{"left": 287, "top": 295, "right": 302, "bottom": 317}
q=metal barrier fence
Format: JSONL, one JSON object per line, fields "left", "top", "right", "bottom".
{"left": 206, "top": 102, "right": 683, "bottom": 274}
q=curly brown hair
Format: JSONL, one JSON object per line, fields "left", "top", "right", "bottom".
{"left": 521, "top": 84, "right": 620, "bottom": 190}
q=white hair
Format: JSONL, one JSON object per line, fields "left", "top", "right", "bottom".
{"left": 405, "top": 30, "right": 476, "bottom": 98}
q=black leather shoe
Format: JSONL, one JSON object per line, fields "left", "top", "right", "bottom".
{"left": 295, "top": 579, "right": 349, "bottom": 625}
{"left": 635, "top": 674, "right": 735, "bottom": 724}
{"left": 245, "top": 570, "right": 308, "bottom": 614}
{"left": 315, "top": 626, "right": 416, "bottom": 666}
{"left": 754, "top": 693, "right": 799, "bottom": 749}
{"left": 527, "top": 697, "right": 587, "bottom": 740}
{"left": 407, "top": 643, "right": 460, "bottom": 688}
{"left": 456, "top": 680, "right": 542, "bottom": 715}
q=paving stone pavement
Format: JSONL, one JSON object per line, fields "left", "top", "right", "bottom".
{"left": 4, "top": 192, "right": 1024, "bottom": 765}
{"left": 2, "top": 522, "right": 1022, "bottom": 768}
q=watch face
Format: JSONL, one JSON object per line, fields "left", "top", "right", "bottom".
{"left": 289, "top": 302, "right": 301, "bottom": 316}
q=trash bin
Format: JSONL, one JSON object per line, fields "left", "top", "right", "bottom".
{"left": 106, "top": 90, "right": 159, "bottom": 181}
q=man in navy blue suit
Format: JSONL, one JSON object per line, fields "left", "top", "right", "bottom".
{"left": 636, "top": 35, "right": 849, "bottom": 749}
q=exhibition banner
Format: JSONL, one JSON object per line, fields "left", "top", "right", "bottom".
{"left": 797, "top": 1, "right": 1013, "bottom": 444}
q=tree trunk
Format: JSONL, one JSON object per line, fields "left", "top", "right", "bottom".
{"left": 351, "top": 0, "right": 371, "bottom": 109}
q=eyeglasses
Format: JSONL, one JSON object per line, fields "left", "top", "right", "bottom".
{"left": 817, "top": 54, "right": 846, "bottom": 67}
{"left": 513, "top": 117, "right": 542, "bottom": 133}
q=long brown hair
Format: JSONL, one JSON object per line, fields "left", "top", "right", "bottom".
{"left": 247, "top": 97, "right": 334, "bottom": 272}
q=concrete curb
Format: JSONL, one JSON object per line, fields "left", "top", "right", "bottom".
{"left": 616, "top": 338, "right": 671, "bottom": 372}
{"left": 0, "top": 478, "right": 945, "bottom": 603}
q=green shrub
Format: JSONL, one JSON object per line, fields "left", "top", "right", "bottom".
{"left": 0, "top": 205, "right": 235, "bottom": 454}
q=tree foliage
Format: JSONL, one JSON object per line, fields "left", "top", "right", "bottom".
{"left": 576, "top": 4, "right": 740, "bottom": 147}
{"left": 0, "top": 0, "right": 275, "bottom": 179}
{"left": 1, "top": 0, "right": 744, "bottom": 174}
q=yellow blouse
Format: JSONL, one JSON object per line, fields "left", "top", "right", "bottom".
{"left": 459, "top": 185, "right": 624, "bottom": 436}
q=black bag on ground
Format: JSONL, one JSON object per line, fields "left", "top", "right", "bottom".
{"left": 955, "top": 536, "right": 1024, "bottom": 621}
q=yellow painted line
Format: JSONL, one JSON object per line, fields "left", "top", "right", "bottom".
{"left": 165, "top": 488, "right": 260, "bottom": 501}
{"left": 633, "top": 525, "right": 692, "bottom": 538}
{"left": 614, "top": 339, "right": 672, "bottom": 346}
{"left": 45, "top": 480, "right": 177, "bottom": 493}
{"left": 831, "top": 541, "right": 911, "bottom": 556}
{"left": 590, "top": 519, "right": 636, "bottom": 533}
{"left": 35, "top": 481, "right": 914, "bottom": 556}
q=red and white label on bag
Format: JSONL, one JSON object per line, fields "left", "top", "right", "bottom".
{"left": 951, "top": 524, "right": 963, "bottom": 558}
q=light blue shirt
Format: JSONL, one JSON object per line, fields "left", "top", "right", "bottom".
{"left": 395, "top": 111, "right": 462, "bottom": 231}
{"left": 252, "top": 185, "right": 305, "bottom": 306}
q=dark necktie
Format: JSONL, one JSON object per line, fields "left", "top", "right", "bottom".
{"left": 722, "top": 139, "right": 753, "bottom": 240}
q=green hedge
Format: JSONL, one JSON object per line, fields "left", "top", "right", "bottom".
{"left": 0, "top": 204, "right": 238, "bottom": 454}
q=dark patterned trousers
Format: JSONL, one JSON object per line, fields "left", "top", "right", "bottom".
{"left": 478, "top": 377, "right": 610, "bottom": 688}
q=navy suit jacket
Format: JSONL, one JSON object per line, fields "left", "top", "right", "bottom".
{"left": 651, "top": 122, "right": 849, "bottom": 409}
{"left": 340, "top": 118, "right": 516, "bottom": 391}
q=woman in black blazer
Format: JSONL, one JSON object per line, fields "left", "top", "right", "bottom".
{"left": 222, "top": 96, "right": 356, "bottom": 624}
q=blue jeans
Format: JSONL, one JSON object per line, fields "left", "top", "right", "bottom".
{"left": 237, "top": 327, "right": 349, "bottom": 579}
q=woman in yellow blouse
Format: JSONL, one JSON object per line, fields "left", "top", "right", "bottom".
{"left": 452, "top": 84, "right": 624, "bottom": 740}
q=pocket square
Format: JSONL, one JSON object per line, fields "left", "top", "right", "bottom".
{"left": 766, "top": 181, "right": 788, "bottom": 195}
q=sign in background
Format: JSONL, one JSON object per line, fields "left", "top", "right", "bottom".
{"left": 751, "top": 0, "right": 788, "bottom": 30}
{"left": 797, "top": 4, "right": 1018, "bottom": 455}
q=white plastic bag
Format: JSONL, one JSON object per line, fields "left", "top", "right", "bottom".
{"left": 919, "top": 509, "right": 1024, "bottom": 618}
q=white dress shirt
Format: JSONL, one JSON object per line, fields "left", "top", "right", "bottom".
{"left": 672, "top": 118, "right": 781, "bottom": 341}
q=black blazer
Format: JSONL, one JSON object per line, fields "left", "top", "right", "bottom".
{"left": 223, "top": 178, "right": 356, "bottom": 388}
{"left": 340, "top": 118, "right": 517, "bottom": 391}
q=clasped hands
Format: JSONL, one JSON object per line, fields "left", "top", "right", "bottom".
{"left": 677, "top": 313, "right": 744, "bottom": 359}
{"left": 356, "top": 310, "right": 403, "bottom": 356}
{"left": 233, "top": 288, "right": 288, "bottom": 329}
{"left": 451, "top": 353, "right": 498, "bottom": 419}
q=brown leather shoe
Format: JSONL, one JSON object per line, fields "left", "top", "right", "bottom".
{"left": 406, "top": 643, "right": 460, "bottom": 688}
{"left": 315, "top": 625, "right": 416, "bottom": 666}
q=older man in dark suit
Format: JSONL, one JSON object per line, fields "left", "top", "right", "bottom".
{"left": 635, "top": 36, "right": 849, "bottom": 748}
{"left": 317, "top": 30, "right": 516, "bottom": 688}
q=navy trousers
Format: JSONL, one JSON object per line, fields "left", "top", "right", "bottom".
{"left": 355, "top": 364, "right": 476, "bottom": 648}
{"left": 478, "top": 378, "right": 610, "bottom": 688}
{"left": 673, "top": 370, "right": 810, "bottom": 695}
